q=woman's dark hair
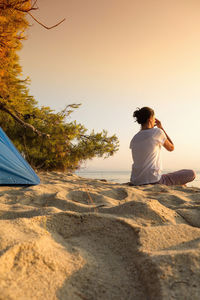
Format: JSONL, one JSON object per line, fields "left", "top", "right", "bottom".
{"left": 133, "top": 107, "right": 154, "bottom": 125}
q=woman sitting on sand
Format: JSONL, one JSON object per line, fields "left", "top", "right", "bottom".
{"left": 130, "top": 107, "right": 196, "bottom": 186}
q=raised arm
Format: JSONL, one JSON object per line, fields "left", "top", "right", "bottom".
{"left": 155, "top": 119, "right": 174, "bottom": 152}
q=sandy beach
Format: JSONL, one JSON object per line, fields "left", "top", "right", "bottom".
{"left": 0, "top": 172, "right": 200, "bottom": 300}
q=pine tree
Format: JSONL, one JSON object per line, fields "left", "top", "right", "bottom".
{"left": 0, "top": 0, "right": 119, "bottom": 171}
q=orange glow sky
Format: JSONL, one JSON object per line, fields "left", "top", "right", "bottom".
{"left": 20, "top": 0, "right": 200, "bottom": 171}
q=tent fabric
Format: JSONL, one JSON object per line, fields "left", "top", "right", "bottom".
{"left": 0, "top": 128, "right": 40, "bottom": 185}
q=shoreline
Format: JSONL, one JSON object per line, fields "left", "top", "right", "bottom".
{"left": 76, "top": 169, "right": 200, "bottom": 188}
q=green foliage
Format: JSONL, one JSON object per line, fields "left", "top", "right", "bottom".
{"left": 0, "top": 0, "right": 119, "bottom": 171}
{"left": 1, "top": 104, "right": 119, "bottom": 171}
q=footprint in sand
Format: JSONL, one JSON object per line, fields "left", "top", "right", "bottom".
{"left": 150, "top": 194, "right": 187, "bottom": 207}
{"left": 67, "top": 190, "right": 106, "bottom": 205}
{"left": 100, "top": 187, "right": 128, "bottom": 200}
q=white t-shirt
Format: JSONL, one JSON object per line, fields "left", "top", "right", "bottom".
{"left": 130, "top": 128, "right": 167, "bottom": 185}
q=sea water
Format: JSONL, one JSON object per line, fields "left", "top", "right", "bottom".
{"left": 76, "top": 170, "right": 200, "bottom": 188}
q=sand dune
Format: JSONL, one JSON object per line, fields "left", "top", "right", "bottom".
{"left": 0, "top": 172, "right": 200, "bottom": 299}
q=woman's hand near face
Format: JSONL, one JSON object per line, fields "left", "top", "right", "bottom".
{"left": 155, "top": 118, "right": 174, "bottom": 151}
{"left": 155, "top": 118, "right": 163, "bottom": 129}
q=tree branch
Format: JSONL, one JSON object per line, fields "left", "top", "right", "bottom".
{"left": 0, "top": 1, "right": 65, "bottom": 30}
{"left": 28, "top": 12, "right": 66, "bottom": 30}
{"left": 80, "top": 134, "right": 117, "bottom": 144}
{"left": 0, "top": 103, "right": 49, "bottom": 138}
{"left": 31, "top": 0, "right": 38, "bottom": 10}
{"left": 12, "top": 6, "right": 38, "bottom": 12}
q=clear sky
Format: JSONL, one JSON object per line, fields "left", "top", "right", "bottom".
{"left": 20, "top": 0, "right": 200, "bottom": 171}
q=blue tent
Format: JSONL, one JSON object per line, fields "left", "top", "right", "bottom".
{"left": 0, "top": 128, "right": 40, "bottom": 185}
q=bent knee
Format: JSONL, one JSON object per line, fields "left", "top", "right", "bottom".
{"left": 189, "top": 169, "right": 196, "bottom": 180}
{"left": 192, "top": 170, "right": 196, "bottom": 180}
